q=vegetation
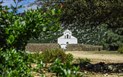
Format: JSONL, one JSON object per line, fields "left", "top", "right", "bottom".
{"left": 118, "top": 46, "right": 123, "bottom": 54}
{"left": 0, "top": 0, "right": 62, "bottom": 77}
{"left": 49, "top": 59, "right": 83, "bottom": 77}
{"left": 41, "top": 49, "right": 74, "bottom": 63}
{"left": 62, "top": 0, "right": 123, "bottom": 50}
{"left": 25, "top": 49, "right": 82, "bottom": 77}
{"left": 0, "top": 48, "right": 83, "bottom": 77}
{"left": 0, "top": 0, "right": 123, "bottom": 77}
{"left": 42, "top": 49, "right": 67, "bottom": 63}
{"left": 30, "top": 0, "right": 123, "bottom": 50}
{"left": 0, "top": 49, "right": 32, "bottom": 77}
{"left": 77, "top": 58, "right": 91, "bottom": 66}
{"left": 0, "top": 1, "right": 61, "bottom": 50}
{"left": 27, "top": 52, "right": 43, "bottom": 63}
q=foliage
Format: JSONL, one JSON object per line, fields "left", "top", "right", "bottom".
{"left": 28, "top": 2, "right": 63, "bottom": 43}
{"left": 33, "top": 61, "right": 45, "bottom": 75}
{"left": 27, "top": 53, "right": 43, "bottom": 63}
{"left": 33, "top": 0, "right": 123, "bottom": 28}
{"left": 0, "top": 3, "right": 61, "bottom": 50}
{"left": 27, "top": 53, "right": 45, "bottom": 76}
{"left": 42, "top": 49, "right": 66, "bottom": 63}
{"left": 61, "top": 0, "right": 123, "bottom": 28}
{"left": 118, "top": 46, "right": 123, "bottom": 54}
{"left": 0, "top": 1, "right": 84, "bottom": 77}
{"left": 66, "top": 53, "right": 74, "bottom": 63}
{"left": 29, "top": 30, "right": 63, "bottom": 43}
{"left": 49, "top": 59, "right": 83, "bottom": 77}
{"left": 0, "top": 49, "right": 32, "bottom": 77}
{"left": 77, "top": 58, "right": 91, "bottom": 66}
{"left": 104, "top": 29, "right": 123, "bottom": 50}
{"left": 26, "top": 52, "right": 83, "bottom": 77}
{"left": 28, "top": 0, "right": 123, "bottom": 50}
{"left": 25, "top": 50, "right": 83, "bottom": 77}
{"left": 41, "top": 48, "right": 73, "bottom": 63}
{"left": 61, "top": 0, "right": 123, "bottom": 50}
{"left": 10, "top": 0, "right": 24, "bottom": 14}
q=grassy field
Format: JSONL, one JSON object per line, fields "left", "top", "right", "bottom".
{"left": 66, "top": 51, "right": 123, "bottom": 63}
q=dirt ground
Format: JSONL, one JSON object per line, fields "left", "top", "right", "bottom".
{"left": 66, "top": 51, "right": 123, "bottom": 77}
{"left": 66, "top": 51, "right": 123, "bottom": 63}
{"left": 84, "top": 72, "right": 123, "bottom": 77}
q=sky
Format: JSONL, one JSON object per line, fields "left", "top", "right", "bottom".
{"left": 1, "top": 0, "right": 36, "bottom": 13}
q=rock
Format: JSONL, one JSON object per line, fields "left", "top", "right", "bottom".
{"left": 108, "top": 65, "right": 113, "bottom": 71}
{"left": 104, "top": 73, "right": 108, "bottom": 76}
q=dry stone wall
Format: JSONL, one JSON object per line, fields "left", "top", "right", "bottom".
{"left": 25, "top": 43, "right": 60, "bottom": 52}
{"left": 26, "top": 43, "right": 103, "bottom": 52}
{"left": 66, "top": 44, "right": 103, "bottom": 51}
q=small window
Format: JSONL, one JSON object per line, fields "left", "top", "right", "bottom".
{"left": 67, "top": 34, "right": 69, "bottom": 39}
{"left": 65, "top": 34, "right": 71, "bottom": 39}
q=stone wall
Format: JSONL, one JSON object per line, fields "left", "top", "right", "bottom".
{"left": 25, "top": 43, "right": 60, "bottom": 52}
{"left": 66, "top": 44, "right": 103, "bottom": 51}
{"left": 26, "top": 43, "right": 103, "bottom": 52}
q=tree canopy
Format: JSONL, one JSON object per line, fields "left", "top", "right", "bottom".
{"left": 0, "top": 1, "right": 61, "bottom": 50}
{"left": 1, "top": 0, "right": 123, "bottom": 50}
{"left": 31, "top": 0, "right": 123, "bottom": 50}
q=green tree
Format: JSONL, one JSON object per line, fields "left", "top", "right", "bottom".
{"left": 10, "top": 0, "right": 24, "bottom": 14}
{"left": 61, "top": 0, "right": 123, "bottom": 27}
{"left": 32, "top": 0, "right": 123, "bottom": 28}
{"left": 61, "top": 0, "right": 123, "bottom": 50}
{"left": 28, "top": 0, "right": 123, "bottom": 50}
{"left": 0, "top": 3, "right": 61, "bottom": 50}
{"left": 27, "top": 0, "right": 63, "bottom": 43}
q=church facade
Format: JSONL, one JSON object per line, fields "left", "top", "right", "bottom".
{"left": 57, "top": 29, "right": 78, "bottom": 49}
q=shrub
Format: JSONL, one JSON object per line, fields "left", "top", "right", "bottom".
{"left": 27, "top": 53, "right": 43, "bottom": 63}
{"left": 33, "top": 61, "right": 46, "bottom": 74}
{"left": 118, "top": 46, "right": 123, "bottom": 54}
{"left": 49, "top": 59, "right": 83, "bottom": 77}
{"left": 77, "top": 58, "right": 91, "bottom": 66}
{"left": 0, "top": 49, "right": 32, "bottom": 77}
{"left": 42, "top": 49, "right": 66, "bottom": 63}
{"left": 65, "top": 53, "right": 74, "bottom": 63}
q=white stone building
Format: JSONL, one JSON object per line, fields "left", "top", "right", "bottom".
{"left": 57, "top": 29, "right": 78, "bottom": 49}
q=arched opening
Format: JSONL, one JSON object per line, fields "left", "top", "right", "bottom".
{"left": 65, "top": 34, "right": 71, "bottom": 39}
{"left": 67, "top": 34, "right": 69, "bottom": 39}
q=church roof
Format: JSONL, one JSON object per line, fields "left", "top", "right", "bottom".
{"left": 63, "top": 29, "right": 72, "bottom": 35}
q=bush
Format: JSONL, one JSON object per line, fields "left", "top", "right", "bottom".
{"left": 66, "top": 53, "right": 74, "bottom": 63}
{"left": 49, "top": 59, "right": 83, "bottom": 77}
{"left": 42, "top": 49, "right": 66, "bottom": 63}
{"left": 77, "top": 58, "right": 91, "bottom": 66}
{"left": 27, "top": 53, "right": 43, "bottom": 63}
{"left": 118, "top": 46, "right": 123, "bottom": 54}
{"left": 0, "top": 49, "right": 32, "bottom": 77}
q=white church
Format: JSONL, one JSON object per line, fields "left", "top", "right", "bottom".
{"left": 57, "top": 29, "right": 78, "bottom": 49}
